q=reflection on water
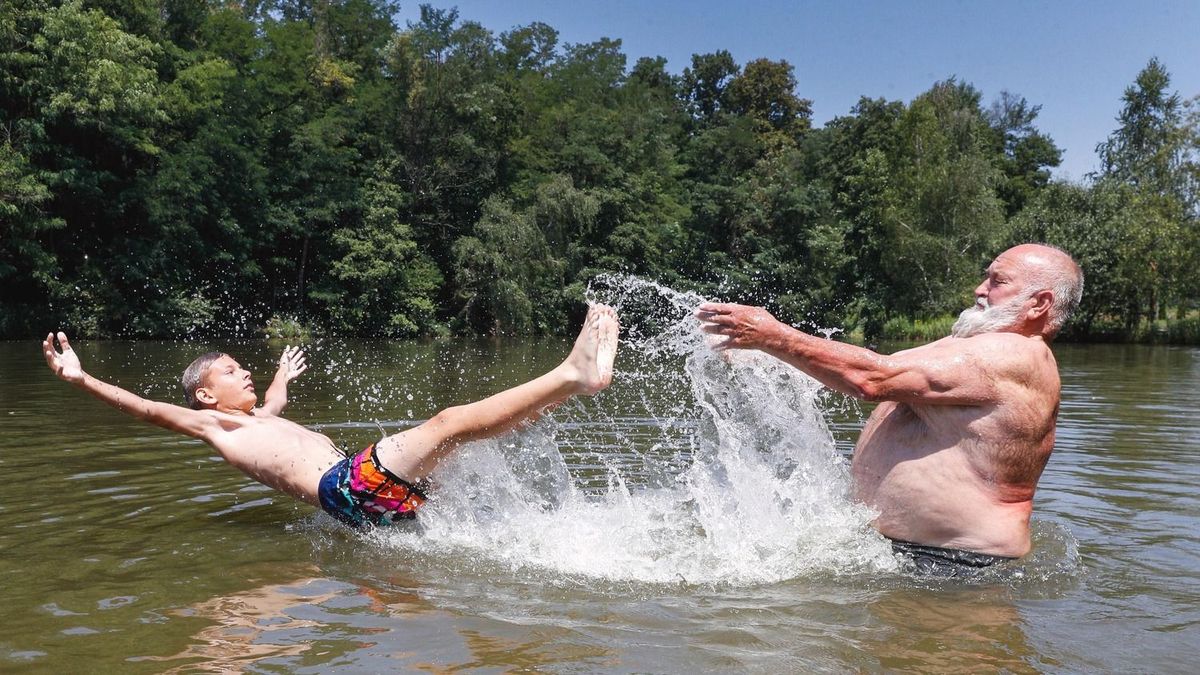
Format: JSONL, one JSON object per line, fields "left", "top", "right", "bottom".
{"left": 126, "top": 565, "right": 614, "bottom": 672}
{"left": 2, "top": 294, "right": 1199, "bottom": 669}
{"left": 136, "top": 571, "right": 342, "bottom": 671}
{"left": 864, "top": 587, "right": 1039, "bottom": 674}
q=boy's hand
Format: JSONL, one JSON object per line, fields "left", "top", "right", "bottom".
{"left": 43, "top": 332, "right": 84, "bottom": 383}
{"left": 277, "top": 346, "right": 308, "bottom": 382}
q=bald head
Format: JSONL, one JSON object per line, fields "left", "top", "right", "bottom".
{"left": 994, "top": 243, "right": 1084, "bottom": 335}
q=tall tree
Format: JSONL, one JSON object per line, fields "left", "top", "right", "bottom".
{"left": 315, "top": 166, "right": 444, "bottom": 336}
{"left": 1096, "top": 58, "right": 1199, "bottom": 320}
{"left": 1098, "top": 58, "right": 1190, "bottom": 200}
{"left": 724, "top": 58, "right": 812, "bottom": 140}
{"left": 0, "top": 0, "right": 166, "bottom": 335}
{"left": 882, "top": 79, "right": 1006, "bottom": 317}
{"left": 681, "top": 50, "right": 738, "bottom": 124}
{"left": 986, "top": 90, "right": 1062, "bottom": 216}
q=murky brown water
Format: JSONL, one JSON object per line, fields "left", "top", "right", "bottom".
{"left": 2, "top": 338, "right": 1197, "bottom": 672}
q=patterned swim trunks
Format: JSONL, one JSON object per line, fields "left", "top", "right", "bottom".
{"left": 318, "top": 443, "right": 428, "bottom": 528}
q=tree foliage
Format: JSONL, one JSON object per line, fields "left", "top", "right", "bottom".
{"left": 2, "top": 3, "right": 1196, "bottom": 340}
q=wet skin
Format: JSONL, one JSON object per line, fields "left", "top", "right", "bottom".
{"left": 41, "top": 304, "right": 620, "bottom": 512}
{"left": 697, "top": 244, "right": 1076, "bottom": 557}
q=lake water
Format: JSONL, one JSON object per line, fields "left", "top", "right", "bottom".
{"left": 3, "top": 285, "right": 1199, "bottom": 672}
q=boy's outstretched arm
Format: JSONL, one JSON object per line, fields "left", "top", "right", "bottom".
{"left": 42, "top": 332, "right": 218, "bottom": 440}
{"left": 259, "top": 346, "right": 307, "bottom": 417}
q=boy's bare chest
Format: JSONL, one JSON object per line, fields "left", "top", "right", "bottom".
{"left": 215, "top": 415, "right": 338, "bottom": 456}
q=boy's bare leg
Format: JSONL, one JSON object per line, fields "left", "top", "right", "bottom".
{"left": 374, "top": 304, "right": 619, "bottom": 482}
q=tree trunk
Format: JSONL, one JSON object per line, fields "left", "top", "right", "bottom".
{"left": 297, "top": 235, "right": 310, "bottom": 316}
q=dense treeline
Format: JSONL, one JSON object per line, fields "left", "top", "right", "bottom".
{"left": 3, "top": 1, "right": 1198, "bottom": 340}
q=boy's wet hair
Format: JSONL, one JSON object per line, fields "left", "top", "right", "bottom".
{"left": 182, "top": 352, "right": 226, "bottom": 409}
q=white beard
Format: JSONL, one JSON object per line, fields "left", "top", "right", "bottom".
{"left": 951, "top": 295, "right": 1028, "bottom": 338}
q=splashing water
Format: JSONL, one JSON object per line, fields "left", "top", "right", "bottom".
{"left": 365, "top": 275, "right": 899, "bottom": 585}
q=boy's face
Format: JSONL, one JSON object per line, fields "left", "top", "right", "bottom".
{"left": 197, "top": 355, "right": 258, "bottom": 412}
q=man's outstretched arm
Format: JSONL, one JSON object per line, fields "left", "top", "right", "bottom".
{"left": 259, "top": 345, "right": 307, "bottom": 417}
{"left": 696, "top": 303, "right": 1014, "bottom": 406}
{"left": 42, "top": 332, "right": 218, "bottom": 439}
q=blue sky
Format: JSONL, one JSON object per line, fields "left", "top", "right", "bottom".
{"left": 394, "top": 1, "right": 1199, "bottom": 182}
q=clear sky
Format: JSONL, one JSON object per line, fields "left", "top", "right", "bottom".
{"left": 393, "top": 0, "right": 1199, "bottom": 182}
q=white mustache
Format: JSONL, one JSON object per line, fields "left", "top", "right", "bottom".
{"left": 952, "top": 295, "right": 1026, "bottom": 337}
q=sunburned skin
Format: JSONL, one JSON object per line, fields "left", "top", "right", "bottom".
{"left": 43, "top": 304, "right": 621, "bottom": 515}
{"left": 849, "top": 333, "right": 1060, "bottom": 556}
{"left": 697, "top": 243, "right": 1081, "bottom": 558}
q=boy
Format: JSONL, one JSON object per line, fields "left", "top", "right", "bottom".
{"left": 43, "top": 304, "right": 619, "bottom": 527}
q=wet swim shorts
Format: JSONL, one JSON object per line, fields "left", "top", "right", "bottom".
{"left": 889, "top": 538, "right": 1017, "bottom": 577}
{"left": 318, "top": 443, "right": 428, "bottom": 528}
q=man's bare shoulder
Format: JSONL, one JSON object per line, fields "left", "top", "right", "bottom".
{"left": 897, "top": 332, "right": 1055, "bottom": 388}
{"left": 960, "top": 332, "right": 1053, "bottom": 359}
{"left": 906, "top": 331, "right": 1048, "bottom": 356}
{"left": 893, "top": 332, "right": 1044, "bottom": 360}
{"left": 951, "top": 332, "right": 1057, "bottom": 387}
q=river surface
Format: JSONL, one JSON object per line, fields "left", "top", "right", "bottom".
{"left": 2, "top": 322, "right": 1199, "bottom": 672}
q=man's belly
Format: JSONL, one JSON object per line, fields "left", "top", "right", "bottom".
{"left": 853, "top": 444, "right": 1034, "bottom": 557}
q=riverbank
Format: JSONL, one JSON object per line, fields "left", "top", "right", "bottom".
{"left": 259, "top": 310, "right": 1200, "bottom": 347}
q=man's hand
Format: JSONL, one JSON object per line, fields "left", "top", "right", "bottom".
{"left": 276, "top": 346, "right": 308, "bottom": 382}
{"left": 696, "top": 303, "right": 784, "bottom": 350}
{"left": 43, "top": 332, "right": 84, "bottom": 383}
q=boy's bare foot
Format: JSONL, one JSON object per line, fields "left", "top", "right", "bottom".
{"left": 563, "top": 303, "right": 619, "bottom": 395}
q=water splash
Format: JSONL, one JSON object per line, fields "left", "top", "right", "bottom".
{"left": 364, "top": 274, "right": 897, "bottom": 585}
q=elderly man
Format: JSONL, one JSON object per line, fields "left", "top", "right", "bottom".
{"left": 698, "top": 244, "right": 1084, "bottom": 575}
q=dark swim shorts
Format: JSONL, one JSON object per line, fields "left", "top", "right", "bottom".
{"left": 889, "top": 538, "right": 1017, "bottom": 577}
{"left": 318, "top": 443, "right": 428, "bottom": 528}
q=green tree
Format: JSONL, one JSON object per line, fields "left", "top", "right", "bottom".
{"left": 0, "top": 0, "right": 166, "bottom": 335}
{"left": 881, "top": 79, "right": 1006, "bottom": 318}
{"left": 1096, "top": 58, "right": 1199, "bottom": 320}
{"left": 22, "top": 1, "right": 1200, "bottom": 345}
{"left": 810, "top": 97, "right": 905, "bottom": 335}
{"left": 681, "top": 50, "right": 738, "bottom": 124}
{"left": 452, "top": 195, "right": 563, "bottom": 334}
{"left": 0, "top": 141, "right": 63, "bottom": 336}
{"left": 373, "top": 6, "right": 510, "bottom": 271}
{"left": 1008, "top": 180, "right": 1189, "bottom": 335}
{"left": 724, "top": 58, "right": 812, "bottom": 140}
{"left": 510, "top": 35, "right": 687, "bottom": 290}
{"left": 986, "top": 90, "right": 1062, "bottom": 216}
{"left": 1098, "top": 58, "right": 1189, "bottom": 198}
{"left": 315, "top": 168, "right": 443, "bottom": 336}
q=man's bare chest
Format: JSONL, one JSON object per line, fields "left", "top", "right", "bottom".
{"left": 856, "top": 402, "right": 1007, "bottom": 469}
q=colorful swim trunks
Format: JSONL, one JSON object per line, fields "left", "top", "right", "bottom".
{"left": 318, "top": 443, "right": 428, "bottom": 528}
